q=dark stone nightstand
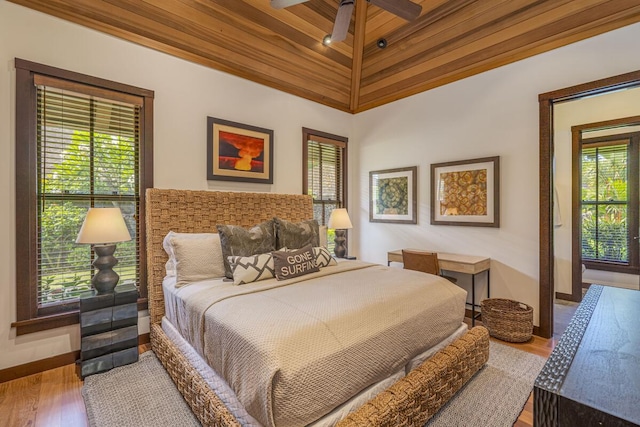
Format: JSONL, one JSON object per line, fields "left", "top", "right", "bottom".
{"left": 77, "top": 283, "right": 139, "bottom": 378}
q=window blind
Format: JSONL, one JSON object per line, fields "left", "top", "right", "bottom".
{"left": 581, "top": 143, "right": 628, "bottom": 263}
{"left": 306, "top": 139, "right": 344, "bottom": 225}
{"left": 36, "top": 82, "right": 140, "bottom": 308}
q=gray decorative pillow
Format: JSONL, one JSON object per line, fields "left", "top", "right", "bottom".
{"left": 274, "top": 217, "right": 319, "bottom": 250}
{"left": 217, "top": 220, "right": 276, "bottom": 278}
{"left": 228, "top": 253, "right": 275, "bottom": 285}
{"left": 314, "top": 246, "right": 337, "bottom": 268}
{"left": 273, "top": 245, "right": 319, "bottom": 280}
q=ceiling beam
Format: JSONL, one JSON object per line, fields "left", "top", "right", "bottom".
{"left": 350, "top": 0, "right": 368, "bottom": 111}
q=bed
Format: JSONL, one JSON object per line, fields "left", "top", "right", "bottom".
{"left": 146, "top": 188, "right": 489, "bottom": 427}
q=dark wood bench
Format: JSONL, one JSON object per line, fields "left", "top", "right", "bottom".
{"left": 534, "top": 284, "right": 640, "bottom": 426}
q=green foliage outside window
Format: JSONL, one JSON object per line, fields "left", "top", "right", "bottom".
{"left": 580, "top": 145, "right": 628, "bottom": 263}
{"left": 39, "top": 129, "right": 138, "bottom": 304}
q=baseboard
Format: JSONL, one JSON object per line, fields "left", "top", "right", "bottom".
{"left": 138, "top": 332, "right": 150, "bottom": 345}
{"left": 555, "top": 292, "right": 580, "bottom": 302}
{"left": 0, "top": 350, "right": 80, "bottom": 383}
{"left": 0, "top": 332, "right": 150, "bottom": 383}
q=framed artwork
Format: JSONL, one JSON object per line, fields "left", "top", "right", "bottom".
{"left": 431, "top": 156, "right": 500, "bottom": 227}
{"left": 369, "top": 166, "right": 417, "bottom": 224}
{"left": 207, "top": 117, "right": 273, "bottom": 184}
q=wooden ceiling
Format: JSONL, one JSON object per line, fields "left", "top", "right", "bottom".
{"left": 9, "top": 0, "right": 640, "bottom": 113}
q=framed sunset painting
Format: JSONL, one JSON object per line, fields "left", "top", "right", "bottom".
{"left": 207, "top": 117, "right": 273, "bottom": 184}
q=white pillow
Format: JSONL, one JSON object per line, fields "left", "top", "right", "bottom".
{"left": 228, "top": 253, "right": 275, "bottom": 286}
{"left": 319, "top": 225, "right": 328, "bottom": 248}
{"left": 162, "top": 232, "right": 225, "bottom": 286}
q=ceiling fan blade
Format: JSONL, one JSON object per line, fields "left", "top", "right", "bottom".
{"left": 331, "top": 0, "right": 355, "bottom": 43}
{"left": 270, "top": 0, "right": 308, "bottom": 9}
{"left": 368, "top": 0, "right": 422, "bottom": 21}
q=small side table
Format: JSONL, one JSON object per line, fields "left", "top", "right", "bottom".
{"left": 77, "top": 283, "right": 139, "bottom": 378}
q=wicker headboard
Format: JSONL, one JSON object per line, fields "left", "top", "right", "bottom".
{"left": 145, "top": 188, "right": 313, "bottom": 324}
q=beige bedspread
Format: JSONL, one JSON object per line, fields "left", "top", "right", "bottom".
{"left": 171, "top": 261, "right": 466, "bottom": 427}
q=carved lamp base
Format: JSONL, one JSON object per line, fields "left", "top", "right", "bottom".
{"left": 333, "top": 229, "right": 348, "bottom": 258}
{"left": 91, "top": 244, "right": 120, "bottom": 294}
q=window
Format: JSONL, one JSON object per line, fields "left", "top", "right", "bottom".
{"left": 14, "top": 59, "right": 154, "bottom": 335}
{"left": 302, "top": 128, "right": 348, "bottom": 252}
{"left": 579, "top": 132, "right": 639, "bottom": 273}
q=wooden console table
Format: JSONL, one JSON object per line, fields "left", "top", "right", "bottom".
{"left": 387, "top": 249, "right": 490, "bottom": 325}
{"left": 534, "top": 285, "right": 640, "bottom": 426}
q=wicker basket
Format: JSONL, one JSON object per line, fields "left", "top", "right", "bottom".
{"left": 480, "top": 298, "right": 533, "bottom": 342}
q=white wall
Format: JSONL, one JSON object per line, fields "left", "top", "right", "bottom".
{"left": 0, "top": 2, "right": 353, "bottom": 370}
{"left": 554, "top": 90, "right": 640, "bottom": 295}
{"left": 352, "top": 22, "right": 640, "bottom": 325}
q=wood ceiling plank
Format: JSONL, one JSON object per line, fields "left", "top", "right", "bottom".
{"left": 360, "top": 0, "right": 619, "bottom": 95}
{"left": 166, "top": 0, "right": 352, "bottom": 71}
{"left": 363, "top": 0, "right": 449, "bottom": 45}
{"left": 270, "top": 1, "right": 354, "bottom": 57}
{"left": 350, "top": 0, "right": 368, "bottom": 111}
{"left": 357, "top": 3, "right": 640, "bottom": 110}
{"left": 10, "top": 0, "right": 351, "bottom": 109}
{"left": 357, "top": 9, "right": 640, "bottom": 112}
{"left": 304, "top": 0, "right": 343, "bottom": 24}
{"left": 8, "top": 0, "right": 640, "bottom": 114}
{"left": 363, "top": 0, "right": 516, "bottom": 62}
{"left": 202, "top": 0, "right": 353, "bottom": 67}
{"left": 107, "top": 0, "right": 352, "bottom": 93}
{"left": 361, "top": 0, "right": 548, "bottom": 80}
{"left": 365, "top": 0, "right": 478, "bottom": 56}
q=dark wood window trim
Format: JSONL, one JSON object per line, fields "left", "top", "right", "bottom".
{"left": 302, "top": 127, "right": 349, "bottom": 220}
{"left": 571, "top": 125, "right": 640, "bottom": 296}
{"left": 539, "top": 69, "right": 640, "bottom": 338}
{"left": 12, "top": 58, "right": 154, "bottom": 335}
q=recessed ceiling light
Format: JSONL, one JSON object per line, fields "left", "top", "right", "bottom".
{"left": 322, "top": 34, "right": 332, "bottom": 46}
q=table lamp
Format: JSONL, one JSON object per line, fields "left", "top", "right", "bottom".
{"left": 327, "top": 208, "right": 353, "bottom": 258}
{"left": 76, "top": 207, "right": 132, "bottom": 294}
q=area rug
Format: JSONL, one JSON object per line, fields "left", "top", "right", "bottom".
{"left": 82, "top": 341, "right": 546, "bottom": 427}
{"left": 426, "top": 341, "right": 546, "bottom": 426}
{"left": 82, "top": 352, "right": 200, "bottom": 427}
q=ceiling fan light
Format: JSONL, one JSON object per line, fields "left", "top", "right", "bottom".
{"left": 322, "top": 34, "right": 332, "bottom": 45}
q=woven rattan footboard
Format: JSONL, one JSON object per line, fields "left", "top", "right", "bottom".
{"left": 146, "top": 188, "right": 490, "bottom": 426}
{"left": 337, "top": 326, "right": 489, "bottom": 427}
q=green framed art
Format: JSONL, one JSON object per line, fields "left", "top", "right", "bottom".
{"left": 369, "top": 166, "right": 417, "bottom": 224}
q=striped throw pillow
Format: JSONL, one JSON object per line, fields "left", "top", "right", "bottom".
{"left": 228, "top": 253, "right": 275, "bottom": 285}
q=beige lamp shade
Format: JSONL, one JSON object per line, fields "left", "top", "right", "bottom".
{"left": 327, "top": 208, "right": 353, "bottom": 230}
{"left": 76, "top": 207, "right": 132, "bottom": 244}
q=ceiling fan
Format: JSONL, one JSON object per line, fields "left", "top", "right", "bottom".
{"left": 271, "top": 0, "right": 422, "bottom": 43}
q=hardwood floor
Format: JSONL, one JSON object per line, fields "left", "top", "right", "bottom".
{"left": 0, "top": 343, "right": 151, "bottom": 427}
{"left": 0, "top": 317, "right": 571, "bottom": 427}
